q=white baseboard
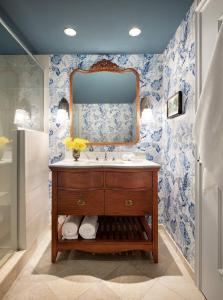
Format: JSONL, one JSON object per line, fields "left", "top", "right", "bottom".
{"left": 158, "top": 224, "right": 195, "bottom": 281}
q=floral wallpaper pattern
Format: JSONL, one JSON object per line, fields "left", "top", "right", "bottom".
{"left": 162, "top": 3, "right": 196, "bottom": 268}
{"left": 74, "top": 103, "right": 135, "bottom": 142}
{"left": 49, "top": 3, "right": 195, "bottom": 268}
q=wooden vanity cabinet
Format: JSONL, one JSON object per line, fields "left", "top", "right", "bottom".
{"left": 50, "top": 166, "right": 160, "bottom": 263}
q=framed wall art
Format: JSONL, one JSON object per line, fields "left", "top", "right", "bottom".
{"left": 167, "top": 91, "right": 183, "bottom": 118}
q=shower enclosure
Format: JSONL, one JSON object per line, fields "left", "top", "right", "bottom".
{"left": 0, "top": 19, "right": 44, "bottom": 267}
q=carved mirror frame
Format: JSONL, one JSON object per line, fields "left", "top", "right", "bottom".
{"left": 69, "top": 59, "right": 140, "bottom": 146}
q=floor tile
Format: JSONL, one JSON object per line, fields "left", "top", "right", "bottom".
{"left": 142, "top": 281, "right": 184, "bottom": 300}
{"left": 76, "top": 281, "right": 121, "bottom": 300}
{"left": 3, "top": 229, "right": 205, "bottom": 300}
{"left": 104, "top": 279, "right": 157, "bottom": 300}
{"left": 158, "top": 276, "right": 205, "bottom": 300}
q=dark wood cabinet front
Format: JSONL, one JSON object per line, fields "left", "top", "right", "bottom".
{"left": 58, "top": 189, "right": 104, "bottom": 215}
{"left": 105, "top": 189, "right": 152, "bottom": 215}
{"left": 58, "top": 171, "right": 104, "bottom": 189}
{"left": 50, "top": 166, "right": 159, "bottom": 264}
{"left": 105, "top": 171, "right": 152, "bottom": 189}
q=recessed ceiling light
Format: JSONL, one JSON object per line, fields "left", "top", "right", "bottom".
{"left": 64, "top": 27, "right": 77, "bottom": 37}
{"left": 129, "top": 27, "right": 141, "bottom": 37}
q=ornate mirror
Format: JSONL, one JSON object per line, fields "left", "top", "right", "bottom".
{"left": 69, "top": 59, "right": 140, "bottom": 145}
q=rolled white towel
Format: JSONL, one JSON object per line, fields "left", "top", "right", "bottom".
{"left": 58, "top": 215, "right": 66, "bottom": 225}
{"left": 62, "top": 216, "right": 82, "bottom": 240}
{"left": 122, "top": 153, "right": 136, "bottom": 161}
{"left": 128, "top": 153, "right": 136, "bottom": 161}
{"left": 62, "top": 233, "right": 79, "bottom": 240}
{"left": 79, "top": 216, "right": 98, "bottom": 239}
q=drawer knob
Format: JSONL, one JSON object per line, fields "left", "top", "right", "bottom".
{"left": 77, "top": 199, "right": 86, "bottom": 206}
{"left": 125, "top": 199, "right": 134, "bottom": 207}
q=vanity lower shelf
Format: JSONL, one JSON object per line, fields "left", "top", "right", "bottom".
{"left": 58, "top": 216, "right": 153, "bottom": 253}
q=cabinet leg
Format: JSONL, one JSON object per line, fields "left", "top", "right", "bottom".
{"left": 152, "top": 250, "right": 158, "bottom": 263}
{"left": 52, "top": 248, "right": 58, "bottom": 263}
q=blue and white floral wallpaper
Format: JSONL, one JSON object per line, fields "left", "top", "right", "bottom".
{"left": 73, "top": 103, "right": 135, "bottom": 142}
{"left": 162, "top": 3, "right": 196, "bottom": 268}
{"left": 49, "top": 3, "right": 195, "bottom": 268}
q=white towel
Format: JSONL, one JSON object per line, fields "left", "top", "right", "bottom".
{"left": 62, "top": 233, "right": 79, "bottom": 240}
{"left": 79, "top": 216, "right": 98, "bottom": 239}
{"left": 122, "top": 153, "right": 136, "bottom": 161}
{"left": 62, "top": 216, "right": 82, "bottom": 240}
{"left": 194, "top": 25, "right": 223, "bottom": 191}
{"left": 58, "top": 215, "right": 66, "bottom": 225}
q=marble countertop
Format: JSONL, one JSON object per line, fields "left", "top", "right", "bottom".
{"left": 50, "top": 159, "right": 160, "bottom": 169}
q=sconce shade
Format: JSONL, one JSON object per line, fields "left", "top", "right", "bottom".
{"left": 140, "top": 96, "right": 152, "bottom": 117}
{"left": 56, "top": 98, "right": 69, "bottom": 124}
{"left": 58, "top": 97, "right": 69, "bottom": 114}
{"left": 14, "top": 109, "right": 30, "bottom": 126}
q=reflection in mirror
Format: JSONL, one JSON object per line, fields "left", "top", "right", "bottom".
{"left": 71, "top": 61, "right": 140, "bottom": 145}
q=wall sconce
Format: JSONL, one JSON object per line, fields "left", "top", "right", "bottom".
{"left": 140, "top": 96, "right": 151, "bottom": 115}
{"left": 140, "top": 96, "right": 154, "bottom": 123}
{"left": 14, "top": 109, "right": 30, "bottom": 126}
{"left": 56, "top": 98, "right": 69, "bottom": 124}
{"left": 14, "top": 98, "right": 31, "bottom": 127}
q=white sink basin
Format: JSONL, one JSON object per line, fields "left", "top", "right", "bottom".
{"left": 87, "top": 160, "right": 125, "bottom": 165}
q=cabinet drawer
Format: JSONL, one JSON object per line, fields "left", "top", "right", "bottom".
{"left": 105, "top": 171, "right": 152, "bottom": 189}
{"left": 58, "top": 171, "right": 104, "bottom": 189}
{"left": 58, "top": 189, "right": 104, "bottom": 215}
{"left": 105, "top": 189, "right": 152, "bottom": 215}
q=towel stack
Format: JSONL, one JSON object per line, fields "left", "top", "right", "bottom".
{"left": 62, "top": 216, "right": 82, "bottom": 239}
{"left": 79, "top": 216, "right": 98, "bottom": 239}
{"left": 61, "top": 215, "right": 98, "bottom": 240}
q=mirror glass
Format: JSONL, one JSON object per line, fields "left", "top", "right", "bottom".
{"left": 71, "top": 63, "right": 140, "bottom": 145}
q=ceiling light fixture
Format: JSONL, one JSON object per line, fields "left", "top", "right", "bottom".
{"left": 129, "top": 27, "right": 141, "bottom": 37}
{"left": 64, "top": 27, "right": 76, "bottom": 37}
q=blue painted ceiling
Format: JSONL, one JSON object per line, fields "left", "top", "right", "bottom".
{"left": 0, "top": 25, "right": 26, "bottom": 54}
{"left": 0, "top": 0, "right": 193, "bottom": 54}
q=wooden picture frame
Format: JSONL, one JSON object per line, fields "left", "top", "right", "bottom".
{"left": 167, "top": 91, "right": 183, "bottom": 119}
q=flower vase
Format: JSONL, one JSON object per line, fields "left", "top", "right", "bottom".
{"left": 72, "top": 149, "right": 80, "bottom": 161}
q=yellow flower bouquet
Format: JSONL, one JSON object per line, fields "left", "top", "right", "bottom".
{"left": 63, "top": 137, "right": 89, "bottom": 161}
{"left": 0, "top": 136, "right": 10, "bottom": 149}
{"left": 0, "top": 136, "right": 10, "bottom": 160}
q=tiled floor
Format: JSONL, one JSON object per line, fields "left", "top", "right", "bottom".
{"left": 0, "top": 249, "right": 13, "bottom": 269}
{"left": 3, "top": 228, "right": 205, "bottom": 300}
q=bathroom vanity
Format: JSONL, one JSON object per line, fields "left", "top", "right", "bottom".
{"left": 50, "top": 158, "right": 160, "bottom": 263}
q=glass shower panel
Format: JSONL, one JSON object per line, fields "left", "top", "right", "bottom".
{"left": 0, "top": 23, "right": 44, "bottom": 266}
{"left": 13, "top": 56, "right": 44, "bottom": 131}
